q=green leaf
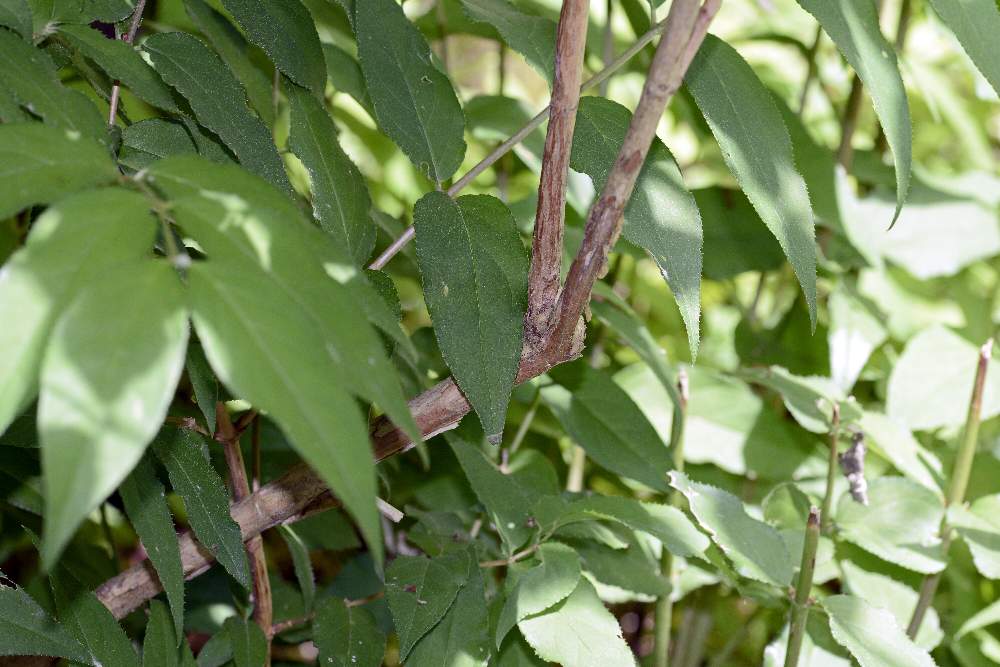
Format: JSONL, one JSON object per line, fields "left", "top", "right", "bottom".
{"left": 957, "top": 597, "right": 1000, "bottom": 638}
{"left": 57, "top": 23, "right": 181, "bottom": 113}
{"left": 84, "top": 0, "right": 132, "bottom": 22}
{"left": 0, "top": 29, "right": 105, "bottom": 138}
{"left": 51, "top": 565, "right": 139, "bottom": 667}
{"left": 797, "top": 0, "right": 911, "bottom": 224}
{"left": 858, "top": 411, "right": 941, "bottom": 495}
{"left": 823, "top": 594, "right": 936, "bottom": 667}
{"left": 195, "top": 631, "right": 231, "bottom": 667}
{"left": 827, "top": 284, "right": 887, "bottom": 393}
{"left": 928, "top": 0, "right": 1000, "bottom": 97}
{"left": 836, "top": 477, "right": 946, "bottom": 574}
{"left": 447, "top": 435, "right": 534, "bottom": 552}
{"left": 286, "top": 81, "right": 375, "bottom": 265}
{"left": 517, "top": 578, "right": 634, "bottom": 667}
{"left": 0, "top": 581, "right": 90, "bottom": 662}
{"left": 408, "top": 548, "right": 491, "bottom": 666}
{"left": 887, "top": 326, "right": 1000, "bottom": 431}
{"left": 278, "top": 525, "right": 315, "bottom": 612}
{"left": 413, "top": 192, "right": 527, "bottom": 441}
{"left": 385, "top": 548, "right": 470, "bottom": 660}
{"left": 143, "top": 32, "right": 290, "bottom": 192}
{"left": 120, "top": 455, "right": 185, "bottom": 639}
{"left": 355, "top": 0, "right": 466, "bottom": 182}
{"left": 740, "top": 366, "right": 862, "bottom": 434}
{"left": 685, "top": 34, "right": 817, "bottom": 325}
{"left": 535, "top": 494, "right": 710, "bottom": 560}
{"left": 185, "top": 341, "right": 218, "bottom": 434}
{"left": 669, "top": 471, "right": 793, "bottom": 587}
{"left": 223, "top": 616, "right": 268, "bottom": 667}
{"left": 951, "top": 494, "right": 1000, "bottom": 579}
{"left": 695, "top": 187, "right": 785, "bottom": 280}
{"left": 840, "top": 561, "right": 943, "bottom": 651}
{"left": 322, "top": 42, "right": 373, "bottom": 115}
{"left": 496, "top": 542, "right": 581, "bottom": 647}
{"left": 221, "top": 0, "right": 326, "bottom": 94}
{"left": 183, "top": 0, "right": 274, "bottom": 125}
{"left": 143, "top": 600, "right": 180, "bottom": 667}
{"left": 119, "top": 119, "right": 199, "bottom": 171}
{"left": 152, "top": 428, "right": 251, "bottom": 588}
{"left": 460, "top": 0, "right": 555, "bottom": 84}
{"left": 0, "top": 123, "right": 118, "bottom": 220}
{"left": 574, "top": 530, "right": 670, "bottom": 597}
{"left": 541, "top": 362, "right": 673, "bottom": 492}
{"left": 0, "top": 0, "right": 32, "bottom": 39}
{"left": 314, "top": 597, "right": 386, "bottom": 667}
{"left": 0, "top": 188, "right": 153, "bottom": 436}
{"left": 571, "top": 97, "right": 703, "bottom": 355}
{"left": 39, "top": 260, "right": 188, "bottom": 568}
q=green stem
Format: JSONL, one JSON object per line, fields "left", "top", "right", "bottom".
{"left": 797, "top": 25, "right": 823, "bottom": 115}
{"left": 784, "top": 507, "right": 821, "bottom": 667}
{"left": 653, "top": 369, "right": 690, "bottom": 667}
{"left": 907, "top": 339, "right": 994, "bottom": 638}
{"left": 820, "top": 403, "right": 840, "bottom": 534}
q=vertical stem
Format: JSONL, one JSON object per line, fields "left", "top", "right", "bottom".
{"left": 835, "top": 77, "right": 864, "bottom": 169}
{"left": 907, "top": 339, "right": 994, "bottom": 638}
{"left": 99, "top": 504, "right": 119, "bottom": 572}
{"left": 251, "top": 415, "right": 262, "bottom": 493}
{"left": 600, "top": 0, "right": 615, "bottom": 97}
{"left": 565, "top": 446, "right": 587, "bottom": 492}
{"left": 435, "top": 0, "right": 449, "bottom": 72}
{"left": 507, "top": 391, "right": 541, "bottom": 457}
{"left": 784, "top": 507, "right": 821, "bottom": 667}
{"left": 107, "top": 0, "right": 148, "bottom": 126}
{"left": 797, "top": 26, "right": 823, "bottom": 115}
{"left": 653, "top": 369, "right": 690, "bottom": 667}
{"left": 820, "top": 403, "right": 841, "bottom": 534}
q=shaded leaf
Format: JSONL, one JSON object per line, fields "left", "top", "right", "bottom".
{"left": 322, "top": 42, "right": 372, "bottom": 115}
{"left": 185, "top": 341, "right": 218, "bottom": 434}
{"left": 496, "top": 542, "right": 581, "bottom": 647}
{"left": 278, "top": 525, "right": 315, "bottom": 612}
{"left": 120, "top": 119, "right": 199, "bottom": 171}
{"left": 824, "top": 594, "right": 935, "bottom": 667}
{"left": 314, "top": 597, "right": 386, "bottom": 667}
{"left": 51, "top": 564, "right": 138, "bottom": 667}
{"left": 951, "top": 494, "right": 1000, "bottom": 579}
{"left": 460, "top": 0, "right": 555, "bottom": 84}
{"left": 0, "top": 581, "right": 90, "bottom": 662}
{"left": 224, "top": 616, "right": 267, "bottom": 667}
{"left": 143, "top": 600, "right": 180, "bottom": 667}
{"left": 741, "top": 366, "right": 862, "bottom": 434}
{"left": 858, "top": 411, "right": 941, "bottom": 495}
{"left": 414, "top": 192, "right": 527, "bottom": 441}
{"left": 929, "top": 0, "right": 1000, "bottom": 97}
{"left": 0, "top": 0, "right": 31, "bottom": 39}
{"left": 696, "top": 187, "right": 785, "bottom": 280}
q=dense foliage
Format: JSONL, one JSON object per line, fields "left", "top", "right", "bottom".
{"left": 0, "top": 0, "right": 999, "bottom": 665}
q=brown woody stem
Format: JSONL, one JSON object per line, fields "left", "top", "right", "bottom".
{"left": 107, "top": 0, "right": 148, "bottom": 126}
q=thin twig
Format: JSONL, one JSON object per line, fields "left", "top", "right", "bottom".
{"left": 797, "top": 26, "right": 823, "bottom": 115}
{"left": 820, "top": 403, "right": 841, "bottom": 534}
{"left": 479, "top": 543, "right": 540, "bottom": 568}
{"left": 784, "top": 508, "right": 821, "bottom": 667}
{"left": 907, "top": 339, "right": 994, "bottom": 638}
{"left": 107, "top": 0, "right": 148, "bottom": 126}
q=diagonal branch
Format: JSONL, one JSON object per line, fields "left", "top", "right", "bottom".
{"left": 107, "top": 0, "right": 148, "bottom": 126}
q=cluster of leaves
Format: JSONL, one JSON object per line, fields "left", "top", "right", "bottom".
{"left": 0, "top": 0, "right": 999, "bottom": 665}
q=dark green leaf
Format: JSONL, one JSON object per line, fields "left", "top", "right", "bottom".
{"left": 685, "top": 35, "right": 817, "bottom": 325}
{"left": 695, "top": 187, "right": 785, "bottom": 280}
{"left": 143, "top": 32, "right": 290, "bottom": 192}
{"left": 496, "top": 542, "right": 581, "bottom": 647}
{"left": 797, "top": 0, "right": 911, "bottom": 224}
{"left": 670, "top": 471, "right": 793, "bottom": 587}
{"left": 0, "top": 29, "right": 106, "bottom": 138}
{"left": 541, "top": 362, "right": 672, "bottom": 492}
{"left": 356, "top": 0, "right": 466, "bottom": 182}
{"left": 58, "top": 23, "right": 181, "bottom": 113}
{"left": 286, "top": 81, "right": 375, "bottom": 265}
{"left": 0, "top": 0, "right": 32, "bottom": 39}
{"left": 0, "top": 188, "right": 154, "bottom": 436}
{"left": 183, "top": 0, "right": 274, "bottom": 125}
{"left": 39, "top": 260, "right": 189, "bottom": 568}
{"left": 824, "top": 595, "right": 935, "bottom": 667}
{"left": 571, "top": 96, "right": 703, "bottom": 355}
{"left": 221, "top": 0, "right": 326, "bottom": 94}
{"left": 0, "top": 123, "right": 118, "bottom": 220}
{"left": 120, "top": 455, "right": 185, "bottom": 638}
{"left": 414, "top": 192, "right": 528, "bottom": 441}
{"left": 185, "top": 341, "right": 218, "bottom": 434}
{"left": 460, "top": 0, "right": 555, "bottom": 84}
{"left": 314, "top": 597, "right": 386, "bottom": 667}
{"left": 0, "top": 581, "right": 90, "bottom": 662}
{"left": 120, "top": 119, "right": 199, "bottom": 171}
{"left": 278, "top": 525, "right": 315, "bottom": 612}
{"left": 143, "top": 600, "right": 180, "bottom": 667}
{"left": 51, "top": 565, "right": 139, "bottom": 667}
{"left": 195, "top": 631, "right": 231, "bottom": 667}
{"left": 929, "top": 0, "right": 1000, "bottom": 97}
{"left": 223, "top": 616, "right": 267, "bottom": 667}
{"left": 385, "top": 548, "right": 469, "bottom": 660}
{"left": 322, "top": 42, "right": 372, "bottom": 115}
{"left": 152, "top": 428, "right": 250, "bottom": 588}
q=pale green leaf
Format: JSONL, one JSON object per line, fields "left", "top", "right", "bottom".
{"left": 0, "top": 124, "right": 118, "bottom": 220}
{"left": 797, "top": 0, "right": 911, "bottom": 223}
{"left": 314, "top": 597, "right": 386, "bottom": 667}
{"left": 836, "top": 477, "right": 946, "bottom": 574}
{"left": 541, "top": 362, "right": 672, "bottom": 492}
{"left": 929, "top": 0, "right": 1000, "bottom": 97}
{"left": 224, "top": 616, "right": 267, "bottom": 667}
{"left": 858, "top": 411, "right": 942, "bottom": 495}
{"left": 827, "top": 284, "right": 886, "bottom": 393}
{"left": 685, "top": 35, "right": 816, "bottom": 324}
{"left": 957, "top": 597, "right": 1000, "bottom": 638}
{"left": 517, "top": 578, "right": 634, "bottom": 667}
{"left": 460, "top": 0, "right": 555, "bottom": 84}
{"left": 221, "top": 0, "right": 326, "bottom": 94}
{"left": 951, "top": 494, "right": 1000, "bottom": 579}
{"left": 414, "top": 192, "right": 527, "bottom": 441}
{"left": 574, "top": 530, "right": 669, "bottom": 597}
{"left": 355, "top": 0, "right": 466, "bottom": 182}
{"left": 0, "top": 29, "right": 105, "bottom": 138}
{"left": 0, "top": 582, "right": 90, "bottom": 662}
{"left": 572, "top": 97, "right": 703, "bottom": 355}
{"left": 152, "top": 428, "right": 250, "bottom": 588}
{"left": 39, "top": 260, "right": 188, "bottom": 568}
{"left": 887, "top": 326, "right": 1000, "bottom": 431}
{"left": 741, "top": 366, "right": 862, "bottom": 434}
{"left": 120, "top": 455, "right": 185, "bottom": 639}
{"left": 824, "top": 594, "right": 936, "bottom": 667}
{"left": 143, "top": 32, "right": 290, "bottom": 192}
{"left": 669, "top": 471, "right": 793, "bottom": 586}
{"left": 278, "top": 525, "right": 315, "bottom": 612}
{"left": 58, "top": 23, "right": 180, "bottom": 113}
{"left": 385, "top": 548, "right": 470, "bottom": 660}
{"left": 143, "top": 600, "right": 179, "bottom": 667}
{"left": 286, "top": 81, "right": 375, "bottom": 265}
{"left": 496, "top": 542, "right": 581, "bottom": 647}
{"left": 840, "top": 561, "right": 943, "bottom": 651}
{"left": 51, "top": 565, "right": 139, "bottom": 667}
